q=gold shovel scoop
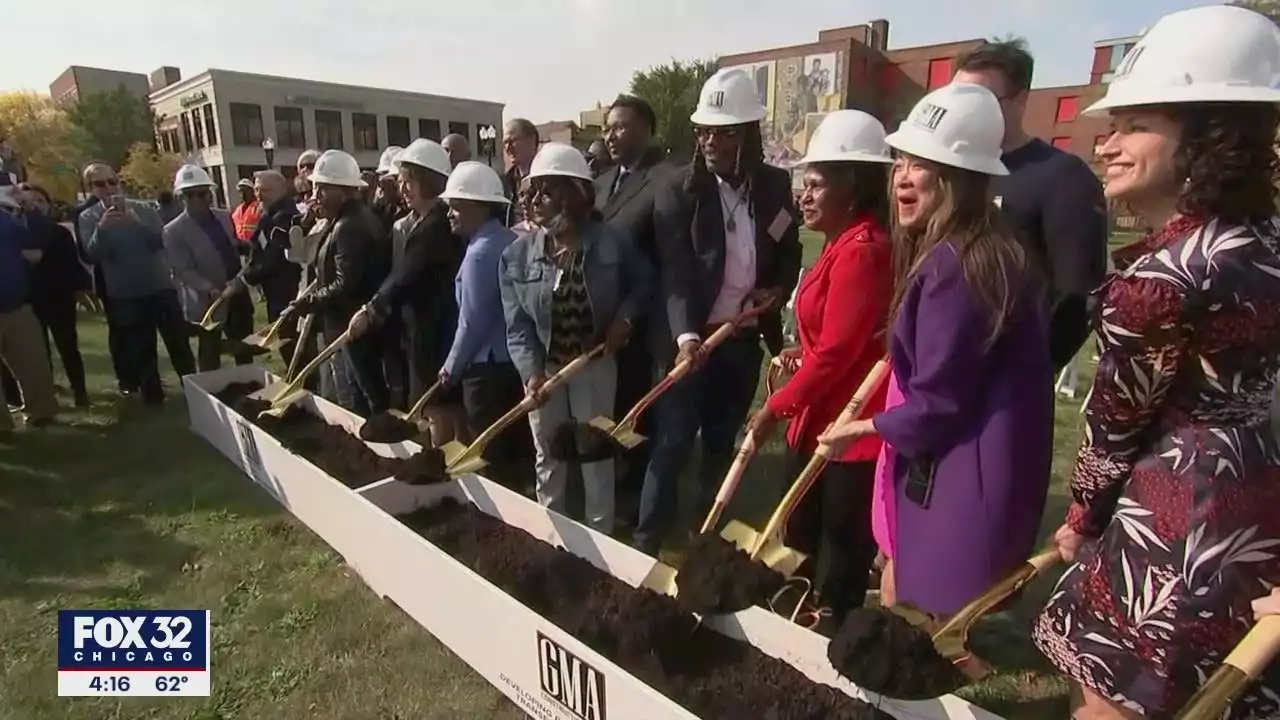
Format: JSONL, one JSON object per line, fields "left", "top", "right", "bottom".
{"left": 441, "top": 344, "right": 607, "bottom": 476}
{"left": 1175, "top": 615, "right": 1280, "bottom": 719}
{"left": 587, "top": 303, "right": 774, "bottom": 449}
{"left": 255, "top": 324, "right": 350, "bottom": 420}
{"left": 721, "top": 359, "right": 892, "bottom": 577}
{"left": 194, "top": 294, "right": 228, "bottom": 333}
{"left": 243, "top": 280, "right": 319, "bottom": 350}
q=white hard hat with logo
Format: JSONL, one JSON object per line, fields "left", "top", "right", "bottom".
{"left": 376, "top": 146, "right": 405, "bottom": 175}
{"left": 885, "top": 83, "right": 1008, "bottom": 176}
{"left": 440, "top": 161, "right": 511, "bottom": 205}
{"left": 394, "top": 138, "right": 452, "bottom": 178}
{"left": 525, "top": 142, "right": 593, "bottom": 183}
{"left": 1085, "top": 5, "right": 1280, "bottom": 115}
{"left": 309, "top": 150, "right": 366, "bottom": 188}
{"left": 796, "top": 110, "right": 892, "bottom": 165}
{"left": 690, "top": 68, "right": 768, "bottom": 127}
{"left": 174, "top": 164, "right": 218, "bottom": 192}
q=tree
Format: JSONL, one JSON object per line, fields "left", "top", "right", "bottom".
{"left": 66, "top": 86, "right": 157, "bottom": 171}
{"left": 629, "top": 58, "right": 718, "bottom": 158}
{"left": 118, "top": 141, "right": 182, "bottom": 198}
{"left": 0, "top": 91, "right": 85, "bottom": 201}
{"left": 1235, "top": 0, "right": 1280, "bottom": 24}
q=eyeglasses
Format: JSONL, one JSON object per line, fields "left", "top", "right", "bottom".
{"left": 91, "top": 178, "right": 120, "bottom": 188}
{"left": 694, "top": 126, "right": 741, "bottom": 140}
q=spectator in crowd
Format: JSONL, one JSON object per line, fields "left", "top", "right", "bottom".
{"left": 78, "top": 163, "right": 195, "bottom": 405}
{"left": 745, "top": 109, "right": 894, "bottom": 626}
{"left": 71, "top": 169, "right": 127, "bottom": 393}
{"left": 229, "top": 179, "right": 262, "bottom": 253}
{"left": 501, "top": 118, "right": 539, "bottom": 228}
{"left": 0, "top": 175, "right": 58, "bottom": 432}
{"left": 155, "top": 190, "right": 182, "bottom": 225}
{"left": 500, "top": 142, "right": 653, "bottom": 534}
{"left": 818, "top": 83, "right": 1054, "bottom": 622}
{"left": 1030, "top": 7, "right": 1280, "bottom": 718}
{"left": 442, "top": 133, "right": 472, "bottom": 168}
{"left": 638, "top": 68, "right": 801, "bottom": 555}
{"left": 585, "top": 139, "right": 613, "bottom": 179}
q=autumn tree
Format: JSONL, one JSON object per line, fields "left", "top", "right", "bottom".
{"left": 629, "top": 58, "right": 718, "bottom": 158}
{"left": 0, "top": 92, "right": 85, "bottom": 201}
{"left": 1234, "top": 0, "right": 1280, "bottom": 24}
{"left": 66, "top": 87, "right": 157, "bottom": 171}
{"left": 118, "top": 141, "right": 182, "bottom": 198}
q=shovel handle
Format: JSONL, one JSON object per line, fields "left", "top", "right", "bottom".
{"left": 931, "top": 548, "right": 1062, "bottom": 646}
{"left": 284, "top": 313, "right": 317, "bottom": 382}
{"left": 452, "top": 344, "right": 605, "bottom": 467}
{"left": 405, "top": 379, "right": 444, "bottom": 420}
{"left": 1176, "top": 616, "right": 1280, "bottom": 720}
{"left": 750, "top": 360, "right": 891, "bottom": 559}
{"left": 198, "top": 293, "right": 227, "bottom": 329}
{"left": 699, "top": 434, "right": 759, "bottom": 534}
{"left": 269, "top": 328, "right": 352, "bottom": 406}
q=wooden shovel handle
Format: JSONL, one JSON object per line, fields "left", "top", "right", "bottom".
{"left": 1176, "top": 616, "right": 1280, "bottom": 719}
{"left": 270, "top": 328, "right": 351, "bottom": 405}
{"left": 749, "top": 360, "right": 891, "bottom": 559}
{"left": 616, "top": 304, "right": 771, "bottom": 430}
{"left": 284, "top": 313, "right": 317, "bottom": 382}
{"left": 462, "top": 344, "right": 606, "bottom": 459}
{"left": 405, "top": 379, "right": 444, "bottom": 420}
{"left": 1224, "top": 615, "right": 1280, "bottom": 676}
{"left": 699, "top": 433, "right": 759, "bottom": 534}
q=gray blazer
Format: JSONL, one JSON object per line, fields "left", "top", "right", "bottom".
{"left": 498, "top": 220, "right": 653, "bottom": 383}
{"left": 163, "top": 209, "right": 238, "bottom": 323}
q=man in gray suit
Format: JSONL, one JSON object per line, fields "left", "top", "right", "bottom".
{"left": 163, "top": 165, "right": 254, "bottom": 371}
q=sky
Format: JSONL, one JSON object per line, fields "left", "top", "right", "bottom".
{"left": 4, "top": 0, "right": 1209, "bottom": 124}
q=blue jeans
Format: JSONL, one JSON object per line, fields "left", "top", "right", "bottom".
{"left": 634, "top": 334, "right": 763, "bottom": 552}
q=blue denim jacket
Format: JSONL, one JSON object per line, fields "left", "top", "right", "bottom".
{"left": 442, "top": 218, "right": 514, "bottom": 378}
{"left": 499, "top": 219, "right": 653, "bottom": 382}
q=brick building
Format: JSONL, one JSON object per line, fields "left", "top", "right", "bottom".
{"left": 717, "top": 19, "right": 1135, "bottom": 174}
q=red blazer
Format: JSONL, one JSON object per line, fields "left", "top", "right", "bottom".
{"left": 766, "top": 215, "right": 891, "bottom": 463}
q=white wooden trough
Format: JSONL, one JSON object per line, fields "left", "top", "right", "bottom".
{"left": 183, "top": 365, "right": 1005, "bottom": 720}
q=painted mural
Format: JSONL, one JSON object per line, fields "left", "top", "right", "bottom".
{"left": 723, "top": 51, "right": 845, "bottom": 167}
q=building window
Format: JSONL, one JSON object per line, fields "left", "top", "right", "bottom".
{"left": 387, "top": 115, "right": 411, "bottom": 147}
{"left": 315, "top": 110, "right": 343, "bottom": 150}
{"left": 229, "top": 103, "right": 264, "bottom": 146}
{"left": 353, "top": 112, "right": 379, "bottom": 151}
{"left": 1055, "top": 96, "right": 1079, "bottom": 124}
{"left": 275, "top": 106, "right": 306, "bottom": 148}
{"left": 202, "top": 105, "right": 218, "bottom": 146}
{"left": 927, "top": 58, "right": 953, "bottom": 90}
{"left": 1051, "top": 136, "right": 1072, "bottom": 150}
{"left": 180, "top": 113, "right": 193, "bottom": 152}
{"left": 192, "top": 109, "right": 205, "bottom": 148}
{"left": 418, "top": 118, "right": 441, "bottom": 141}
{"left": 448, "top": 121, "right": 470, "bottom": 144}
{"left": 1109, "top": 43, "right": 1134, "bottom": 71}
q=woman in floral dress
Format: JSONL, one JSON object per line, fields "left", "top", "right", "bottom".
{"left": 1031, "top": 6, "right": 1280, "bottom": 719}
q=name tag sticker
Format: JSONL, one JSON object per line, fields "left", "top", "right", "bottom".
{"left": 767, "top": 209, "right": 791, "bottom": 242}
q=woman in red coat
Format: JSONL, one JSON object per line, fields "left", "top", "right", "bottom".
{"left": 745, "top": 110, "right": 893, "bottom": 624}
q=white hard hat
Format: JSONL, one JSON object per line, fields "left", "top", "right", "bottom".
{"left": 309, "top": 150, "right": 366, "bottom": 188}
{"left": 297, "top": 149, "right": 320, "bottom": 167}
{"left": 885, "top": 83, "right": 1007, "bottom": 176}
{"left": 376, "top": 146, "right": 404, "bottom": 175}
{"left": 440, "top": 161, "right": 511, "bottom": 205}
{"left": 236, "top": 178, "right": 254, "bottom": 190}
{"left": 525, "top": 142, "right": 593, "bottom": 183}
{"left": 690, "top": 68, "right": 768, "bottom": 127}
{"left": 795, "top": 110, "right": 892, "bottom": 166}
{"left": 1085, "top": 5, "right": 1280, "bottom": 116}
{"left": 394, "top": 138, "right": 451, "bottom": 178}
{"left": 174, "top": 164, "right": 218, "bottom": 192}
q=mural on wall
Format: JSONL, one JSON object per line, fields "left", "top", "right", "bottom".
{"left": 723, "top": 51, "right": 845, "bottom": 167}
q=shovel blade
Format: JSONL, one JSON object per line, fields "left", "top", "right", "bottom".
{"left": 638, "top": 561, "right": 679, "bottom": 597}
{"left": 586, "top": 416, "right": 617, "bottom": 435}
{"left": 719, "top": 520, "right": 808, "bottom": 574}
{"left": 611, "top": 425, "right": 647, "bottom": 450}
{"left": 261, "top": 388, "right": 306, "bottom": 417}
{"left": 442, "top": 440, "right": 487, "bottom": 475}
{"left": 249, "top": 380, "right": 291, "bottom": 402}
{"left": 449, "top": 455, "right": 488, "bottom": 476}
{"left": 720, "top": 519, "right": 761, "bottom": 552}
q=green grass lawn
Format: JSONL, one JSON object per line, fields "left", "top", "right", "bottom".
{"left": 0, "top": 232, "right": 1112, "bottom": 719}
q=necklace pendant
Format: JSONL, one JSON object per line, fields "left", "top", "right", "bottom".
{"left": 725, "top": 216, "right": 736, "bottom": 232}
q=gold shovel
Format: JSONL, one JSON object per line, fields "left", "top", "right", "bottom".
{"left": 194, "top": 294, "right": 227, "bottom": 333}
{"left": 243, "top": 280, "right": 319, "bottom": 350}
{"left": 1176, "top": 615, "right": 1280, "bottom": 719}
{"left": 392, "top": 379, "right": 444, "bottom": 424}
{"left": 255, "top": 325, "right": 350, "bottom": 420}
{"left": 441, "top": 344, "right": 607, "bottom": 476}
{"left": 721, "top": 359, "right": 891, "bottom": 577}
{"left": 587, "top": 303, "right": 773, "bottom": 449}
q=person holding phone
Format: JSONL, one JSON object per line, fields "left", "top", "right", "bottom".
{"left": 817, "top": 83, "right": 1054, "bottom": 619}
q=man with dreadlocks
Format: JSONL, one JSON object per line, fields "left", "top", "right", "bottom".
{"left": 634, "top": 67, "right": 803, "bottom": 555}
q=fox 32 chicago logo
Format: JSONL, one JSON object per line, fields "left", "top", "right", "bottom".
{"left": 57, "top": 610, "right": 211, "bottom": 697}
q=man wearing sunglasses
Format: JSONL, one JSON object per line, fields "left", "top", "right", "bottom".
{"left": 636, "top": 68, "right": 802, "bottom": 555}
{"left": 78, "top": 163, "right": 196, "bottom": 405}
{"left": 164, "top": 165, "right": 255, "bottom": 372}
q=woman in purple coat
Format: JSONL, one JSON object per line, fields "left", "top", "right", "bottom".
{"left": 819, "top": 82, "right": 1054, "bottom": 618}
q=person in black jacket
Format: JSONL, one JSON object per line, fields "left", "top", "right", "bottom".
{"left": 285, "top": 151, "right": 391, "bottom": 416}
{"left": 216, "top": 170, "right": 302, "bottom": 365}
{"left": 348, "top": 139, "right": 464, "bottom": 423}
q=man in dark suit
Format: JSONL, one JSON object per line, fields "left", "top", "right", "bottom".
{"left": 500, "top": 118, "right": 539, "bottom": 229}
{"left": 635, "top": 69, "right": 803, "bottom": 555}
{"left": 594, "top": 95, "right": 674, "bottom": 529}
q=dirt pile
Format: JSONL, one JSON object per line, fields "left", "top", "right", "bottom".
{"left": 214, "top": 382, "right": 447, "bottom": 488}
{"left": 400, "top": 498, "right": 890, "bottom": 720}
{"left": 827, "top": 607, "right": 966, "bottom": 700}
{"left": 358, "top": 412, "right": 419, "bottom": 444}
{"left": 675, "top": 533, "right": 787, "bottom": 615}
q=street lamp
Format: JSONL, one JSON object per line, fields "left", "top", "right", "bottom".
{"left": 478, "top": 125, "right": 497, "bottom": 164}
{"left": 261, "top": 137, "right": 275, "bottom": 168}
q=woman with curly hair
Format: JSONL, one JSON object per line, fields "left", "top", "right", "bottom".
{"left": 1030, "top": 6, "right": 1280, "bottom": 719}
